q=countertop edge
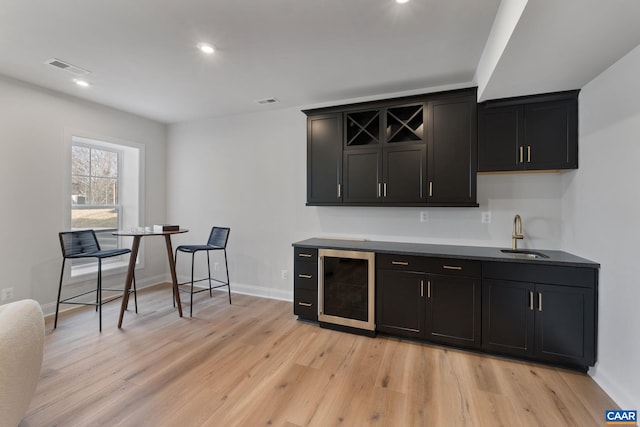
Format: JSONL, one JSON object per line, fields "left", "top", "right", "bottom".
{"left": 292, "top": 238, "right": 600, "bottom": 269}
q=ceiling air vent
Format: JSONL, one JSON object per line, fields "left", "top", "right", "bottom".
{"left": 256, "top": 97, "right": 280, "bottom": 105}
{"left": 45, "top": 58, "right": 91, "bottom": 76}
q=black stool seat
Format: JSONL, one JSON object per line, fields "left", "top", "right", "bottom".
{"left": 176, "top": 244, "right": 223, "bottom": 253}
{"left": 66, "top": 248, "right": 132, "bottom": 258}
{"left": 174, "top": 227, "right": 231, "bottom": 317}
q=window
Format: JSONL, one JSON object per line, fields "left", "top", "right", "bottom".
{"left": 68, "top": 134, "right": 143, "bottom": 275}
{"left": 71, "top": 144, "right": 121, "bottom": 232}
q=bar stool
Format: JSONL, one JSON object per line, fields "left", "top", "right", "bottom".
{"left": 56, "top": 230, "right": 137, "bottom": 331}
{"left": 174, "top": 227, "right": 231, "bottom": 317}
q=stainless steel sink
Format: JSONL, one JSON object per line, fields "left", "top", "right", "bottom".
{"left": 500, "top": 249, "right": 550, "bottom": 259}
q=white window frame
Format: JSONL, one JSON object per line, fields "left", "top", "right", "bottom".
{"left": 71, "top": 142, "right": 123, "bottom": 269}
{"left": 64, "top": 129, "right": 145, "bottom": 281}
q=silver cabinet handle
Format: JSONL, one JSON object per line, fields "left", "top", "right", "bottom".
{"left": 298, "top": 302, "right": 312, "bottom": 307}
{"left": 538, "top": 292, "right": 543, "bottom": 312}
{"left": 529, "top": 291, "right": 534, "bottom": 311}
{"left": 443, "top": 265, "right": 462, "bottom": 271}
{"left": 429, "top": 181, "right": 433, "bottom": 197}
{"left": 378, "top": 183, "right": 382, "bottom": 198}
{"left": 391, "top": 261, "right": 409, "bottom": 266}
{"left": 337, "top": 183, "right": 341, "bottom": 198}
{"left": 383, "top": 182, "right": 387, "bottom": 197}
{"left": 298, "top": 274, "right": 313, "bottom": 279}
{"left": 421, "top": 280, "right": 424, "bottom": 297}
{"left": 527, "top": 146, "right": 531, "bottom": 163}
{"left": 427, "top": 280, "right": 431, "bottom": 299}
{"left": 298, "top": 253, "right": 312, "bottom": 258}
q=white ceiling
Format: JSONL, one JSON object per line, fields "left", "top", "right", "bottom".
{"left": 1, "top": 0, "right": 639, "bottom": 124}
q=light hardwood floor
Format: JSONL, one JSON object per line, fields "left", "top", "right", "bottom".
{"left": 23, "top": 283, "right": 616, "bottom": 426}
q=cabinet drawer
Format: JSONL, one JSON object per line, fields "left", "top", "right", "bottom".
{"left": 294, "top": 288, "right": 318, "bottom": 320}
{"left": 294, "top": 247, "right": 318, "bottom": 262}
{"left": 483, "top": 262, "right": 596, "bottom": 288}
{"left": 294, "top": 261, "right": 318, "bottom": 290}
{"left": 426, "top": 258, "right": 481, "bottom": 277}
{"left": 377, "top": 253, "right": 428, "bottom": 271}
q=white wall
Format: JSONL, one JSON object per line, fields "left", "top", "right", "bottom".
{"left": 167, "top": 103, "right": 566, "bottom": 302}
{"left": 0, "top": 75, "right": 168, "bottom": 314}
{"left": 562, "top": 44, "right": 640, "bottom": 409}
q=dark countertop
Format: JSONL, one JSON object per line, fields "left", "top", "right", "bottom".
{"left": 293, "top": 238, "right": 599, "bottom": 268}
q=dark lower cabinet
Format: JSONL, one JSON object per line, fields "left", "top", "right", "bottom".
{"left": 534, "top": 283, "right": 595, "bottom": 366}
{"left": 482, "top": 280, "right": 534, "bottom": 356}
{"left": 482, "top": 278, "right": 596, "bottom": 368}
{"left": 427, "top": 274, "right": 481, "bottom": 349}
{"left": 376, "top": 269, "right": 425, "bottom": 338}
{"left": 376, "top": 256, "right": 481, "bottom": 349}
{"left": 294, "top": 243, "right": 598, "bottom": 371}
{"left": 293, "top": 248, "right": 318, "bottom": 321}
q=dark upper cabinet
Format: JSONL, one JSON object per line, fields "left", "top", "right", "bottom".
{"left": 306, "top": 113, "right": 343, "bottom": 205}
{"left": 344, "top": 145, "right": 426, "bottom": 205}
{"left": 304, "top": 87, "right": 477, "bottom": 207}
{"left": 383, "top": 145, "right": 427, "bottom": 204}
{"left": 523, "top": 100, "right": 578, "bottom": 170}
{"left": 428, "top": 93, "right": 478, "bottom": 206}
{"left": 477, "top": 106, "right": 522, "bottom": 171}
{"left": 343, "top": 104, "right": 427, "bottom": 205}
{"left": 343, "top": 148, "right": 381, "bottom": 204}
{"left": 478, "top": 90, "right": 579, "bottom": 172}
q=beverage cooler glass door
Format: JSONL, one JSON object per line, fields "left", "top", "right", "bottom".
{"left": 318, "top": 249, "right": 375, "bottom": 331}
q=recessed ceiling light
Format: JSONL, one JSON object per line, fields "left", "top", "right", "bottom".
{"left": 396, "top": 0, "right": 410, "bottom": 3}
{"left": 197, "top": 43, "right": 215, "bottom": 54}
{"left": 73, "top": 79, "right": 90, "bottom": 87}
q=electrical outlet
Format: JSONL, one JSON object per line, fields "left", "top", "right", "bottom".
{"left": 281, "top": 269, "right": 288, "bottom": 280}
{"left": 481, "top": 211, "right": 492, "bottom": 224}
{"left": 420, "top": 211, "right": 429, "bottom": 223}
{"left": 214, "top": 262, "right": 220, "bottom": 271}
{"left": 1, "top": 288, "right": 14, "bottom": 301}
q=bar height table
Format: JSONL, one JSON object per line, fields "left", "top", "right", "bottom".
{"left": 113, "top": 229, "right": 188, "bottom": 328}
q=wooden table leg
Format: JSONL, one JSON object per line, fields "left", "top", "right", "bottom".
{"left": 165, "top": 234, "right": 183, "bottom": 317}
{"left": 118, "top": 235, "right": 141, "bottom": 328}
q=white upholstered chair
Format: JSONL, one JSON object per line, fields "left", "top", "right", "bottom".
{"left": 0, "top": 299, "right": 45, "bottom": 427}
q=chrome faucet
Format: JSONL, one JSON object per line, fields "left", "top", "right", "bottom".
{"left": 512, "top": 214, "right": 524, "bottom": 250}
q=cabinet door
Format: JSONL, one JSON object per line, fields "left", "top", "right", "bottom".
{"left": 343, "top": 148, "right": 381, "bottom": 204}
{"left": 482, "top": 279, "right": 535, "bottom": 357}
{"left": 534, "top": 284, "right": 595, "bottom": 366}
{"left": 307, "top": 114, "right": 343, "bottom": 204}
{"left": 376, "top": 269, "right": 425, "bottom": 338}
{"left": 426, "top": 274, "right": 481, "bottom": 349}
{"left": 524, "top": 100, "right": 578, "bottom": 170}
{"left": 477, "top": 105, "right": 522, "bottom": 172}
{"left": 428, "top": 95, "right": 478, "bottom": 205}
{"left": 382, "top": 145, "right": 427, "bottom": 204}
